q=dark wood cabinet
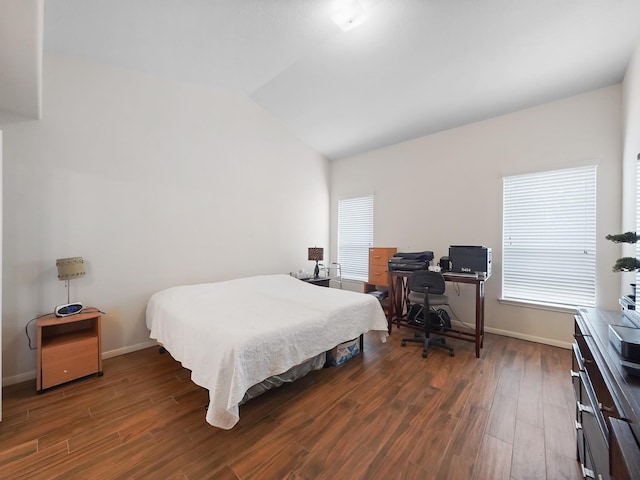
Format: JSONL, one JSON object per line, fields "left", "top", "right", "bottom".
{"left": 573, "top": 308, "right": 640, "bottom": 479}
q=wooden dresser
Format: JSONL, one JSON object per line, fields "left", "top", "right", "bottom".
{"left": 573, "top": 308, "right": 640, "bottom": 479}
{"left": 364, "top": 247, "right": 396, "bottom": 293}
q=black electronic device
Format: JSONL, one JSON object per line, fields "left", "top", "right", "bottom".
{"left": 54, "top": 302, "right": 83, "bottom": 317}
{"left": 620, "top": 290, "right": 640, "bottom": 328}
{"left": 388, "top": 251, "right": 434, "bottom": 272}
{"left": 439, "top": 256, "right": 450, "bottom": 272}
{"left": 449, "top": 245, "right": 491, "bottom": 276}
{"left": 609, "top": 324, "right": 640, "bottom": 363}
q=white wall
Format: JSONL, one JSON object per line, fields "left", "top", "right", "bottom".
{"left": 0, "top": 0, "right": 42, "bottom": 122}
{"left": 0, "top": 129, "right": 3, "bottom": 416}
{"left": 331, "top": 85, "right": 622, "bottom": 347}
{"left": 2, "top": 54, "right": 330, "bottom": 384}
{"left": 622, "top": 43, "right": 640, "bottom": 287}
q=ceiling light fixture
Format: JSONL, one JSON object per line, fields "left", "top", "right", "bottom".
{"left": 331, "top": 0, "right": 369, "bottom": 32}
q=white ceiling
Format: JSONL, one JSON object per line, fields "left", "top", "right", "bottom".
{"left": 42, "top": 0, "right": 640, "bottom": 160}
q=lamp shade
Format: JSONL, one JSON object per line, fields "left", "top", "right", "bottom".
{"left": 308, "top": 247, "right": 324, "bottom": 262}
{"left": 56, "top": 257, "right": 86, "bottom": 281}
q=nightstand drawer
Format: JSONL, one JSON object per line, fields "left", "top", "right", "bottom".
{"left": 41, "top": 335, "right": 99, "bottom": 389}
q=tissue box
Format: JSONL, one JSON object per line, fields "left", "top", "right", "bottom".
{"left": 327, "top": 337, "right": 361, "bottom": 366}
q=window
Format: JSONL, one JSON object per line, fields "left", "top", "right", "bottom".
{"left": 502, "top": 165, "right": 596, "bottom": 308}
{"left": 338, "top": 195, "right": 374, "bottom": 281}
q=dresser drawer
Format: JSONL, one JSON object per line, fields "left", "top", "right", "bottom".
{"left": 368, "top": 264, "right": 389, "bottom": 286}
{"left": 610, "top": 417, "right": 640, "bottom": 480}
{"left": 369, "top": 247, "right": 396, "bottom": 266}
{"left": 575, "top": 326, "right": 618, "bottom": 419}
{"left": 579, "top": 370, "right": 610, "bottom": 479}
{"left": 576, "top": 420, "right": 586, "bottom": 472}
{"left": 571, "top": 343, "right": 583, "bottom": 402}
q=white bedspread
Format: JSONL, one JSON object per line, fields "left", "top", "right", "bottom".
{"left": 145, "top": 274, "right": 388, "bottom": 429}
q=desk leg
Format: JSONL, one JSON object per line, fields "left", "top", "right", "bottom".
{"left": 474, "top": 280, "right": 485, "bottom": 358}
{"left": 480, "top": 281, "right": 485, "bottom": 348}
{"left": 394, "top": 276, "right": 408, "bottom": 330}
{"left": 387, "top": 274, "right": 408, "bottom": 334}
{"left": 387, "top": 276, "right": 394, "bottom": 334}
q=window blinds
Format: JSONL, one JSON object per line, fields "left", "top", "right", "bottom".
{"left": 502, "top": 165, "right": 597, "bottom": 308}
{"left": 338, "top": 195, "right": 374, "bottom": 281}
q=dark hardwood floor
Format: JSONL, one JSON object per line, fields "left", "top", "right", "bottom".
{"left": 0, "top": 328, "right": 581, "bottom": 479}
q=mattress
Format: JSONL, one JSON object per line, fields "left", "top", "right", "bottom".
{"left": 146, "top": 274, "right": 388, "bottom": 428}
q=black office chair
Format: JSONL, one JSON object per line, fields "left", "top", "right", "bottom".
{"left": 401, "top": 270, "right": 455, "bottom": 358}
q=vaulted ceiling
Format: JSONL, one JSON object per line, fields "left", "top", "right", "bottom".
{"left": 4, "top": 0, "right": 640, "bottom": 159}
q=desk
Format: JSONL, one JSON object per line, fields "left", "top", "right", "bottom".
{"left": 387, "top": 271, "right": 489, "bottom": 358}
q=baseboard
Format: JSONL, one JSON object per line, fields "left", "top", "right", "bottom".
{"left": 101, "top": 340, "right": 159, "bottom": 359}
{"left": 3, "top": 370, "right": 36, "bottom": 387}
{"left": 484, "top": 325, "right": 573, "bottom": 350}
{"left": 2, "top": 340, "right": 160, "bottom": 387}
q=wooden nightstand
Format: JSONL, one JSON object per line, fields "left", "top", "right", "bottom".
{"left": 300, "top": 277, "right": 331, "bottom": 287}
{"left": 36, "top": 308, "right": 103, "bottom": 393}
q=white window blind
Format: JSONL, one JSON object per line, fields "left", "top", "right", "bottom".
{"left": 502, "top": 165, "right": 596, "bottom": 308}
{"left": 636, "top": 157, "right": 640, "bottom": 288}
{"left": 338, "top": 195, "right": 374, "bottom": 281}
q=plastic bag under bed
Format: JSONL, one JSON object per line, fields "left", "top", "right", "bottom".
{"left": 239, "top": 351, "right": 327, "bottom": 404}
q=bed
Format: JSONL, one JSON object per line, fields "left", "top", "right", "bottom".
{"left": 145, "top": 274, "right": 389, "bottom": 429}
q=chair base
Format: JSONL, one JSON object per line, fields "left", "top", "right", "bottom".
{"left": 401, "top": 333, "right": 455, "bottom": 358}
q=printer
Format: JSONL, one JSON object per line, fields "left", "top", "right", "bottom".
{"left": 388, "top": 251, "right": 434, "bottom": 272}
{"left": 449, "top": 245, "right": 492, "bottom": 276}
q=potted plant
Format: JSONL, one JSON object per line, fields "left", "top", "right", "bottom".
{"left": 606, "top": 232, "right": 640, "bottom": 272}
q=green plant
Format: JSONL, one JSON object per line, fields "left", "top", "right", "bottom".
{"left": 607, "top": 231, "right": 640, "bottom": 272}
{"left": 606, "top": 232, "right": 638, "bottom": 244}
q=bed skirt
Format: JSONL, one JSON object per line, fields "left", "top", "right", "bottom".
{"left": 239, "top": 351, "right": 327, "bottom": 404}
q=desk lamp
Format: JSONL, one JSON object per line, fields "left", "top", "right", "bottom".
{"left": 308, "top": 247, "right": 324, "bottom": 279}
{"left": 55, "top": 256, "right": 85, "bottom": 317}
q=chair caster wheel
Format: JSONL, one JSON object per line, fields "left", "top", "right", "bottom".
{"left": 422, "top": 351, "right": 428, "bottom": 358}
{"left": 401, "top": 341, "right": 406, "bottom": 347}
{"left": 449, "top": 351, "right": 455, "bottom": 357}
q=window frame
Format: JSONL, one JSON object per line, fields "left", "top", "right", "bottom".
{"left": 501, "top": 165, "right": 597, "bottom": 310}
{"left": 337, "top": 195, "right": 374, "bottom": 282}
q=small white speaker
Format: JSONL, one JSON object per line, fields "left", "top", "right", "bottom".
{"left": 55, "top": 302, "right": 83, "bottom": 317}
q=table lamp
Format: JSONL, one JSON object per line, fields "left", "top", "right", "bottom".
{"left": 55, "top": 256, "right": 85, "bottom": 317}
{"left": 308, "top": 247, "right": 324, "bottom": 279}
